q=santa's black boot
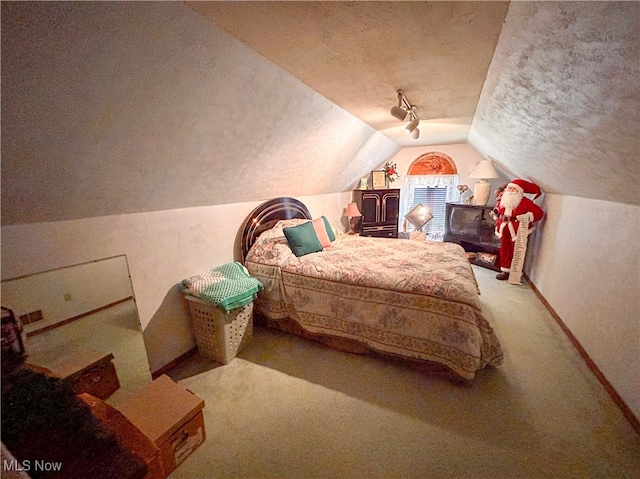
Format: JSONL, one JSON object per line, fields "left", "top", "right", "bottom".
{"left": 496, "top": 272, "right": 509, "bottom": 281}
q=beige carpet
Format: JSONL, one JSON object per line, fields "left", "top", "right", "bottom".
{"left": 166, "top": 266, "right": 640, "bottom": 479}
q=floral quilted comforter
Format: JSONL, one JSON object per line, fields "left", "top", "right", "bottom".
{"left": 245, "top": 220, "right": 503, "bottom": 380}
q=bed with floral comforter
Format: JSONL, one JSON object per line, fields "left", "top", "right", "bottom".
{"left": 244, "top": 218, "right": 503, "bottom": 381}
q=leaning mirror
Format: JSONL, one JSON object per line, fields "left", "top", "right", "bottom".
{"left": 1, "top": 255, "right": 152, "bottom": 405}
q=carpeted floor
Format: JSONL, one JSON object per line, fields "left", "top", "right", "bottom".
{"left": 166, "top": 266, "right": 640, "bottom": 479}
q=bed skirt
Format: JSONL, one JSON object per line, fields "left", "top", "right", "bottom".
{"left": 260, "top": 313, "right": 469, "bottom": 384}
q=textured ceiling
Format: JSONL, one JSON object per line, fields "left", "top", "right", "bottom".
{"left": 189, "top": 1, "right": 640, "bottom": 205}
{"left": 1, "top": 2, "right": 638, "bottom": 228}
{"left": 469, "top": 1, "right": 639, "bottom": 205}
{"left": 0, "top": 1, "right": 398, "bottom": 225}
{"left": 187, "top": 1, "right": 509, "bottom": 147}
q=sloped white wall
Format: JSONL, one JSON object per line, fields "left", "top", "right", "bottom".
{"left": 1, "top": 193, "right": 351, "bottom": 373}
{"left": 470, "top": 1, "right": 640, "bottom": 420}
{"left": 469, "top": 2, "right": 639, "bottom": 205}
{"left": 1, "top": 1, "right": 398, "bottom": 225}
{"left": 1, "top": 2, "right": 394, "bottom": 372}
{"left": 530, "top": 196, "right": 640, "bottom": 419}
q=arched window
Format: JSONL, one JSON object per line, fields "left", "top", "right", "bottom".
{"left": 407, "top": 152, "right": 457, "bottom": 175}
{"left": 401, "top": 152, "right": 459, "bottom": 241}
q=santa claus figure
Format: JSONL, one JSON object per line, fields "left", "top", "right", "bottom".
{"left": 494, "top": 179, "right": 544, "bottom": 280}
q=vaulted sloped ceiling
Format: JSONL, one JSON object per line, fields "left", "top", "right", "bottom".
{"left": 470, "top": 2, "right": 639, "bottom": 206}
{"left": 189, "top": 1, "right": 639, "bottom": 206}
{"left": 187, "top": 1, "right": 510, "bottom": 147}
{"left": 1, "top": 2, "right": 638, "bottom": 227}
{"left": 1, "top": 1, "right": 398, "bottom": 225}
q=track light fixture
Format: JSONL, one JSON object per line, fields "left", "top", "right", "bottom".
{"left": 406, "top": 114, "right": 419, "bottom": 133}
{"left": 390, "top": 89, "right": 420, "bottom": 140}
{"left": 390, "top": 90, "right": 409, "bottom": 120}
{"left": 390, "top": 105, "right": 409, "bottom": 121}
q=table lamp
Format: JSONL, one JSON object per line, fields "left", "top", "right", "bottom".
{"left": 344, "top": 202, "right": 362, "bottom": 235}
{"left": 469, "top": 160, "right": 500, "bottom": 206}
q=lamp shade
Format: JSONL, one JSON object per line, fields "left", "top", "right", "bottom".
{"left": 469, "top": 160, "right": 499, "bottom": 179}
{"left": 390, "top": 106, "right": 409, "bottom": 121}
{"left": 344, "top": 203, "right": 361, "bottom": 217}
{"left": 405, "top": 117, "right": 419, "bottom": 133}
{"left": 469, "top": 160, "right": 499, "bottom": 206}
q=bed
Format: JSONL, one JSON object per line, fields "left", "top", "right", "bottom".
{"left": 240, "top": 197, "right": 503, "bottom": 382}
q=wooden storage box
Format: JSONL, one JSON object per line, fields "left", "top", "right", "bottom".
{"left": 80, "top": 393, "right": 164, "bottom": 479}
{"left": 117, "top": 374, "right": 206, "bottom": 477}
{"left": 27, "top": 349, "right": 121, "bottom": 400}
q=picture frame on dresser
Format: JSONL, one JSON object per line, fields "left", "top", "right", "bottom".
{"left": 371, "top": 170, "right": 386, "bottom": 189}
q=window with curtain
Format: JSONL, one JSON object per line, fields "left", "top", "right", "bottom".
{"left": 401, "top": 175, "right": 459, "bottom": 241}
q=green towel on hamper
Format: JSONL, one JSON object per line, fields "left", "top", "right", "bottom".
{"left": 181, "top": 262, "right": 263, "bottom": 313}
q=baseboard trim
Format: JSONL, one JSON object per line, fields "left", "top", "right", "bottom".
{"left": 26, "top": 297, "right": 134, "bottom": 338}
{"left": 151, "top": 347, "right": 198, "bottom": 379}
{"left": 525, "top": 274, "right": 640, "bottom": 436}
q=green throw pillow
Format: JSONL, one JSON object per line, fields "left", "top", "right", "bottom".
{"left": 283, "top": 222, "right": 323, "bottom": 257}
{"left": 321, "top": 216, "right": 336, "bottom": 242}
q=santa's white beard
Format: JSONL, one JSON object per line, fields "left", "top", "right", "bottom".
{"left": 501, "top": 190, "right": 523, "bottom": 212}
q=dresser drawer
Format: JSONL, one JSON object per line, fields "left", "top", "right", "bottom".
{"left": 361, "top": 224, "right": 398, "bottom": 238}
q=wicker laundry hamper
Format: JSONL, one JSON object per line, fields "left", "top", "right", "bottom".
{"left": 185, "top": 295, "right": 253, "bottom": 364}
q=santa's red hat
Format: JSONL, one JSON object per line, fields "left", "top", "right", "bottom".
{"left": 508, "top": 179, "right": 542, "bottom": 199}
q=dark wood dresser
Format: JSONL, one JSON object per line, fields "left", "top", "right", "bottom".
{"left": 353, "top": 189, "right": 400, "bottom": 238}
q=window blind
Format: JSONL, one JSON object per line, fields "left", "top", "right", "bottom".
{"left": 409, "top": 187, "right": 448, "bottom": 240}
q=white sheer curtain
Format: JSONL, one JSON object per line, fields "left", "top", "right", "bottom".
{"left": 400, "top": 174, "right": 460, "bottom": 239}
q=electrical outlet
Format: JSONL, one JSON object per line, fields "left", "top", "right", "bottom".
{"left": 19, "top": 310, "right": 44, "bottom": 324}
{"left": 64, "top": 293, "right": 72, "bottom": 302}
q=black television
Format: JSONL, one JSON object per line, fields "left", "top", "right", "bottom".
{"left": 444, "top": 203, "right": 498, "bottom": 246}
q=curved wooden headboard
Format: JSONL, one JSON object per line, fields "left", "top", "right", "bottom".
{"left": 240, "top": 197, "right": 312, "bottom": 262}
